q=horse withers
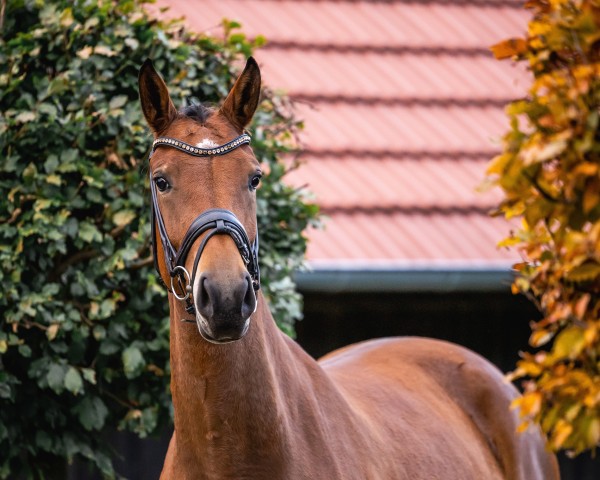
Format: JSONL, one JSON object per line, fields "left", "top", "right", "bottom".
{"left": 138, "top": 56, "right": 559, "bottom": 480}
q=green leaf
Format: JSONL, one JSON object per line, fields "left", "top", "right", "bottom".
{"left": 122, "top": 345, "right": 145, "bottom": 379}
{"left": 35, "top": 431, "right": 53, "bottom": 452}
{"left": 46, "top": 364, "right": 66, "bottom": 394}
{"left": 81, "top": 368, "right": 96, "bottom": 385}
{"left": 75, "top": 396, "right": 109, "bottom": 431}
{"left": 78, "top": 222, "right": 102, "bottom": 243}
{"left": 64, "top": 367, "right": 83, "bottom": 395}
{"left": 60, "top": 148, "right": 78, "bottom": 164}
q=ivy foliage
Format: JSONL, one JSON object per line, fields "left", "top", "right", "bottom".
{"left": 489, "top": 0, "right": 600, "bottom": 454}
{"left": 0, "top": 0, "right": 318, "bottom": 477}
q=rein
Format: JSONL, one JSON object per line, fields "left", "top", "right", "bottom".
{"left": 148, "top": 133, "right": 260, "bottom": 317}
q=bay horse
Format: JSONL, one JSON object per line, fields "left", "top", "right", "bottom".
{"left": 138, "top": 57, "right": 559, "bottom": 479}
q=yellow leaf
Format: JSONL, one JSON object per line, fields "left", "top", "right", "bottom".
{"left": 498, "top": 235, "right": 522, "bottom": 248}
{"left": 59, "top": 7, "right": 74, "bottom": 27}
{"left": 503, "top": 200, "right": 526, "bottom": 219}
{"left": 564, "top": 403, "right": 582, "bottom": 422}
{"left": 552, "top": 326, "right": 585, "bottom": 360}
{"left": 0, "top": 340, "right": 7, "bottom": 354}
{"left": 113, "top": 210, "right": 136, "bottom": 227}
{"left": 124, "top": 409, "right": 142, "bottom": 421}
{"left": 528, "top": 20, "right": 552, "bottom": 37}
{"left": 93, "top": 45, "right": 116, "bottom": 57}
{"left": 586, "top": 418, "right": 600, "bottom": 446}
{"left": 517, "top": 421, "right": 531, "bottom": 433}
{"left": 45, "top": 174, "right": 61, "bottom": 186}
{"left": 583, "top": 324, "right": 597, "bottom": 346}
{"left": 77, "top": 46, "right": 93, "bottom": 59}
{"left": 518, "top": 392, "right": 543, "bottom": 418}
{"left": 565, "top": 261, "right": 600, "bottom": 282}
{"left": 552, "top": 419, "right": 573, "bottom": 450}
{"left": 516, "top": 359, "right": 543, "bottom": 377}
{"left": 46, "top": 324, "right": 59, "bottom": 341}
{"left": 487, "top": 153, "right": 512, "bottom": 175}
{"left": 490, "top": 38, "right": 528, "bottom": 60}
{"left": 583, "top": 389, "right": 600, "bottom": 408}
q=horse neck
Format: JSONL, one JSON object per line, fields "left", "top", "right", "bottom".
{"left": 167, "top": 291, "right": 295, "bottom": 476}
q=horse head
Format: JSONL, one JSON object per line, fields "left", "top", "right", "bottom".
{"left": 138, "top": 57, "right": 262, "bottom": 344}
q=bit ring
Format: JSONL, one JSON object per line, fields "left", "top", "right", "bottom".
{"left": 171, "top": 266, "right": 191, "bottom": 301}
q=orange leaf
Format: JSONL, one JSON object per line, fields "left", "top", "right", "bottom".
{"left": 530, "top": 329, "right": 553, "bottom": 347}
{"left": 490, "top": 38, "right": 528, "bottom": 60}
{"left": 583, "top": 179, "right": 600, "bottom": 214}
{"left": 518, "top": 391, "right": 543, "bottom": 418}
{"left": 552, "top": 420, "right": 573, "bottom": 450}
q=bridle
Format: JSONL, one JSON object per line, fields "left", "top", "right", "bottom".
{"left": 148, "top": 133, "right": 260, "bottom": 317}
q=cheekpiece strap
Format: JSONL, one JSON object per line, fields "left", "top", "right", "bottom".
{"left": 152, "top": 133, "right": 251, "bottom": 157}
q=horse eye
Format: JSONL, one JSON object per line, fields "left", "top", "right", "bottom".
{"left": 154, "top": 176, "right": 170, "bottom": 192}
{"left": 249, "top": 175, "right": 261, "bottom": 190}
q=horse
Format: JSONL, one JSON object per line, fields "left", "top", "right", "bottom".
{"left": 138, "top": 56, "right": 560, "bottom": 480}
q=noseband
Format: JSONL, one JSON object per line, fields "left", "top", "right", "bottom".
{"left": 149, "top": 133, "right": 260, "bottom": 316}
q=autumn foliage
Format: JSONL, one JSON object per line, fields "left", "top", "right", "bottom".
{"left": 489, "top": 0, "right": 600, "bottom": 454}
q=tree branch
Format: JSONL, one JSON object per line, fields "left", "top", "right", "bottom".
{"left": 0, "top": 0, "right": 6, "bottom": 33}
{"left": 129, "top": 256, "right": 153, "bottom": 270}
{"left": 523, "top": 171, "right": 563, "bottom": 203}
{"left": 53, "top": 248, "right": 99, "bottom": 278}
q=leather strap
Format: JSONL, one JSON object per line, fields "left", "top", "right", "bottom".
{"left": 152, "top": 133, "right": 251, "bottom": 157}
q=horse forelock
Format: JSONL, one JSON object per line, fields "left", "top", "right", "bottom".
{"left": 180, "top": 103, "right": 215, "bottom": 125}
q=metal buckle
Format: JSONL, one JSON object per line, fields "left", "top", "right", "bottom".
{"left": 171, "top": 265, "right": 192, "bottom": 301}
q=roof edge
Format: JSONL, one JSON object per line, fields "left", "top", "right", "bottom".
{"left": 294, "top": 259, "right": 516, "bottom": 293}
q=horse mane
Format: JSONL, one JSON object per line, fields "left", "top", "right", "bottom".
{"left": 180, "top": 102, "right": 214, "bottom": 124}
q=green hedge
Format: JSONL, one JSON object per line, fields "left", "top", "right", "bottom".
{"left": 0, "top": 0, "right": 318, "bottom": 477}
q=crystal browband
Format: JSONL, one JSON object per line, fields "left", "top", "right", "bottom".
{"left": 151, "top": 133, "right": 251, "bottom": 157}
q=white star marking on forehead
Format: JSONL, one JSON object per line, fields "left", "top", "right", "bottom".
{"left": 196, "top": 138, "right": 219, "bottom": 149}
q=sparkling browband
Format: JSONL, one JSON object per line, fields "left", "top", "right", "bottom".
{"left": 151, "top": 133, "right": 251, "bottom": 157}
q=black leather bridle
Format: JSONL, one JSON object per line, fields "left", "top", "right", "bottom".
{"left": 149, "top": 133, "right": 260, "bottom": 316}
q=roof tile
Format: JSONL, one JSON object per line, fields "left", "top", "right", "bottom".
{"left": 157, "top": 0, "right": 524, "bottom": 267}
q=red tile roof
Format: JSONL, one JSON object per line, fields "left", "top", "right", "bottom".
{"left": 157, "top": 0, "right": 529, "bottom": 269}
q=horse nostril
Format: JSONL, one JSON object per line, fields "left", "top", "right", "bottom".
{"left": 197, "top": 274, "right": 214, "bottom": 319}
{"left": 241, "top": 273, "right": 257, "bottom": 320}
{"left": 196, "top": 272, "right": 255, "bottom": 322}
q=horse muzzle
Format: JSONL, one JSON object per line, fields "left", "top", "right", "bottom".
{"left": 192, "top": 270, "right": 257, "bottom": 344}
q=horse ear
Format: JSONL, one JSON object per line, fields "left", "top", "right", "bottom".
{"left": 220, "top": 57, "right": 261, "bottom": 131}
{"left": 138, "top": 59, "right": 177, "bottom": 134}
